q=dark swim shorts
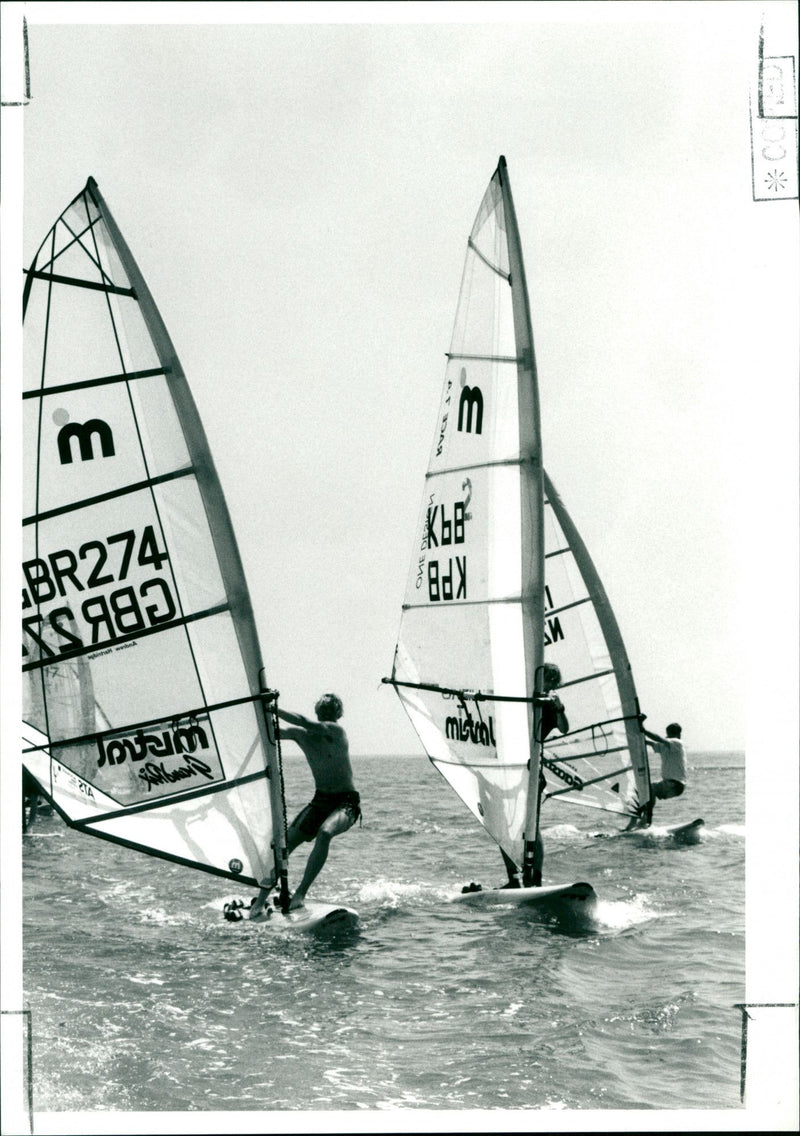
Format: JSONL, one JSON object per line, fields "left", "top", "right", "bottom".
{"left": 292, "top": 790, "right": 361, "bottom": 839}
{"left": 652, "top": 779, "right": 685, "bottom": 800}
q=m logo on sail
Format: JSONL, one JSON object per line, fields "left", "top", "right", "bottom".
{"left": 57, "top": 418, "right": 115, "bottom": 464}
{"left": 458, "top": 384, "right": 483, "bottom": 434}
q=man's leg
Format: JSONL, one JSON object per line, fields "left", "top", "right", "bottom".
{"left": 289, "top": 807, "right": 354, "bottom": 909}
{"left": 531, "top": 830, "right": 543, "bottom": 887}
{"left": 249, "top": 822, "right": 306, "bottom": 919}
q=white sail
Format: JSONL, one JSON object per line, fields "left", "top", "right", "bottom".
{"left": 22, "top": 179, "right": 284, "bottom": 888}
{"left": 387, "top": 158, "right": 546, "bottom": 875}
{"left": 542, "top": 471, "right": 651, "bottom": 817}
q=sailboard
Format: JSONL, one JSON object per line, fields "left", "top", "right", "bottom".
{"left": 593, "top": 817, "right": 704, "bottom": 845}
{"left": 383, "top": 156, "right": 594, "bottom": 915}
{"left": 21, "top": 178, "right": 353, "bottom": 933}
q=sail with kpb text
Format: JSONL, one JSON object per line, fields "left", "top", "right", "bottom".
{"left": 384, "top": 157, "right": 652, "bottom": 891}
{"left": 385, "top": 156, "right": 548, "bottom": 884}
{"left": 22, "top": 178, "right": 288, "bottom": 891}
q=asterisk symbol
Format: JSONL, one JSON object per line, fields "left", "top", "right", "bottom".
{"left": 765, "top": 169, "right": 787, "bottom": 193}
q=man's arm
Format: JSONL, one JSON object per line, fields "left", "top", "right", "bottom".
{"left": 643, "top": 728, "right": 666, "bottom": 746}
{"left": 276, "top": 707, "right": 326, "bottom": 734}
{"left": 552, "top": 694, "right": 569, "bottom": 734}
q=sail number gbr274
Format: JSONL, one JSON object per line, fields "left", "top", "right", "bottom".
{"left": 22, "top": 525, "right": 175, "bottom": 659}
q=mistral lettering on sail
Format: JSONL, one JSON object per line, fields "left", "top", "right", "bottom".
{"left": 445, "top": 713, "right": 497, "bottom": 749}
{"left": 94, "top": 716, "right": 225, "bottom": 803}
{"left": 22, "top": 525, "right": 175, "bottom": 661}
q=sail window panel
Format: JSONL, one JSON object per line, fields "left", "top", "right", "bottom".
{"left": 450, "top": 249, "right": 515, "bottom": 361}
{"left": 153, "top": 476, "right": 227, "bottom": 614}
{"left": 44, "top": 217, "right": 111, "bottom": 284}
{"left": 61, "top": 627, "right": 209, "bottom": 736}
{"left": 33, "top": 280, "right": 128, "bottom": 388}
{"left": 104, "top": 289, "right": 162, "bottom": 374}
{"left": 487, "top": 465, "right": 523, "bottom": 601}
{"left": 53, "top": 204, "right": 129, "bottom": 298}
{"left": 38, "top": 651, "right": 98, "bottom": 740}
{"left": 433, "top": 760, "right": 527, "bottom": 859}
{"left": 182, "top": 611, "right": 253, "bottom": 708}
{"left": 32, "top": 383, "right": 151, "bottom": 517}
{"left": 206, "top": 701, "right": 268, "bottom": 782}
{"left": 488, "top": 603, "right": 533, "bottom": 765}
{"left": 397, "top": 603, "right": 495, "bottom": 696}
{"left": 129, "top": 374, "right": 192, "bottom": 475}
{"left": 402, "top": 465, "right": 522, "bottom": 611}
{"left": 429, "top": 357, "right": 522, "bottom": 472}
{"left": 27, "top": 489, "right": 185, "bottom": 661}
{"left": 469, "top": 176, "right": 510, "bottom": 279}
{"left": 23, "top": 669, "right": 47, "bottom": 736}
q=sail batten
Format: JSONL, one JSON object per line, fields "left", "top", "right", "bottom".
{"left": 23, "top": 366, "right": 168, "bottom": 399}
{"left": 24, "top": 466, "right": 195, "bottom": 525}
{"left": 25, "top": 268, "right": 136, "bottom": 297}
{"left": 467, "top": 236, "right": 510, "bottom": 280}
{"left": 22, "top": 178, "right": 283, "bottom": 886}
{"left": 445, "top": 353, "right": 521, "bottom": 363}
{"left": 426, "top": 456, "right": 530, "bottom": 479}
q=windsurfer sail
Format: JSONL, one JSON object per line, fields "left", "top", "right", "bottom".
{"left": 384, "top": 156, "right": 548, "bottom": 886}
{"left": 384, "top": 157, "right": 652, "bottom": 889}
{"left": 539, "top": 470, "right": 652, "bottom": 822}
{"left": 21, "top": 178, "right": 291, "bottom": 906}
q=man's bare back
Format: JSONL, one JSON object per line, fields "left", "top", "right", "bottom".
{"left": 278, "top": 711, "right": 355, "bottom": 793}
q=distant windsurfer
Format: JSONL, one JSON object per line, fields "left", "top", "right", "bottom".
{"left": 501, "top": 663, "right": 569, "bottom": 889}
{"left": 249, "top": 693, "right": 360, "bottom": 918}
{"left": 625, "top": 722, "right": 687, "bottom": 829}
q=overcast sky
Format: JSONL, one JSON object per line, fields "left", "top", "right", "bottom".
{"left": 10, "top": 1, "right": 799, "bottom": 763}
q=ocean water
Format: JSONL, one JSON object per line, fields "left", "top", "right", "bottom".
{"left": 20, "top": 750, "right": 745, "bottom": 1124}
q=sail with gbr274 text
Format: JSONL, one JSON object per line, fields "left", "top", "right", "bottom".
{"left": 21, "top": 178, "right": 294, "bottom": 903}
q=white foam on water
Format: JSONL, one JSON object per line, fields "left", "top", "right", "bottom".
{"left": 593, "top": 894, "right": 662, "bottom": 931}
{"left": 356, "top": 878, "right": 438, "bottom": 906}
{"left": 541, "top": 822, "right": 583, "bottom": 840}
{"left": 716, "top": 823, "right": 745, "bottom": 837}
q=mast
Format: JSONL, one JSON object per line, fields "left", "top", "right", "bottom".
{"left": 496, "top": 158, "right": 546, "bottom": 885}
